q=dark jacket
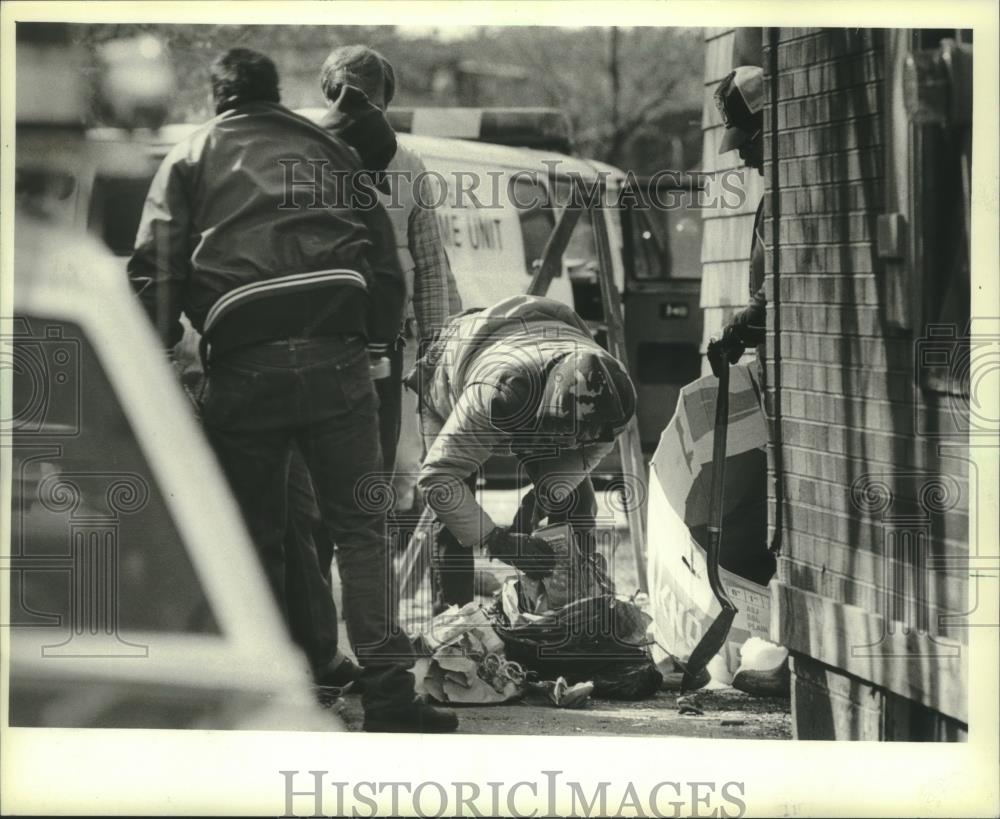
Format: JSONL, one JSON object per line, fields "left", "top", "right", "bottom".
{"left": 128, "top": 101, "right": 404, "bottom": 356}
{"left": 729, "top": 198, "right": 766, "bottom": 346}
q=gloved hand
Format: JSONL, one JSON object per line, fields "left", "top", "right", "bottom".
{"left": 709, "top": 292, "right": 768, "bottom": 377}
{"left": 483, "top": 526, "right": 556, "bottom": 579}
{"left": 511, "top": 489, "right": 539, "bottom": 535}
{"left": 707, "top": 333, "right": 743, "bottom": 378}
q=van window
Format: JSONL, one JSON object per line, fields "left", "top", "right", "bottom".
{"left": 667, "top": 205, "right": 703, "bottom": 280}
{"left": 519, "top": 178, "right": 601, "bottom": 279}
{"left": 626, "top": 205, "right": 702, "bottom": 281}
{"left": 627, "top": 206, "right": 668, "bottom": 280}
{"left": 512, "top": 176, "right": 554, "bottom": 272}
{"left": 552, "top": 183, "right": 598, "bottom": 273}
{"left": 11, "top": 316, "right": 218, "bottom": 641}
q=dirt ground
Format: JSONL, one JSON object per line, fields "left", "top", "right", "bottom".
{"left": 336, "top": 687, "right": 791, "bottom": 738}
{"left": 331, "top": 487, "right": 791, "bottom": 738}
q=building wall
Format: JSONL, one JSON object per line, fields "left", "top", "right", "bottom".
{"left": 762, "top": 28, "right": 969, "bottom": 729}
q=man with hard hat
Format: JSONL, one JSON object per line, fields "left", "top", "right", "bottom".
{"left": 708, "top": 64, "right": 789, "bottom": 697}
{"left": 407, "top": 295, "right": 637, "bottom": 608}
{"left": 708, "top": 65, "right": 767, "bottom": 378}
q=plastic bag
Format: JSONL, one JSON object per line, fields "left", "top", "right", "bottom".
{"left": 489, "top": 585, "right": 662, "bottom": 701}
{"left": 517, "top": 523, "right": 614, "bottom": 613}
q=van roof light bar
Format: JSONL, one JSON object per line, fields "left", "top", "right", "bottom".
{"left": 386, "top": 107, "right": 573, "bottom": 154}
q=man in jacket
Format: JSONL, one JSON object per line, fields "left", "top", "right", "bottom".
{"left": 128, "top": 48, "right": 457, "bottom": 732}
{"left": 408, "top": 295, "right": 637, "bottom": 607}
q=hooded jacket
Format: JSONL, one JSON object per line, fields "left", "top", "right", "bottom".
{"left": 411, "top": 295, "right": 637, "bottom": 547}
{"left": 128, "top": 100, "right": 404, "bottom": 356}
{"left": 317, "top": 84, "right": 397, "bottom": 184}
{"left": 319, "top": 88, "right": 459, "bottom": 342}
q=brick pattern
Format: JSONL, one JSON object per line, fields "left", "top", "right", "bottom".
{"left": 791, "top": 655, "right": 967, "bottom": 740}
{"left": 762, "top": 29, "right": 969, "bottom": 653}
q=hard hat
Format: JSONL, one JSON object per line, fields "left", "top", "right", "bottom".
{"left": 715, "top": 65, "right": 764, "bottom": 154}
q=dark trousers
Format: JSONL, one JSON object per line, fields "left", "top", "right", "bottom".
{"left": 304, "top": 337, "right": 406, "bottom": 583}
{"left": 201, "top": 336, "right": 414, "bottom": 710}
{"left": 284, "top": 450, "right": 339, "bottom": 670}
{"left": 434, "top": 457, "right": 598, "bottom": 608}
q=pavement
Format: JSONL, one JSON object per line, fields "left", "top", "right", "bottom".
{"left": 336, "top": 688, "right": 790, "bottom": 738}
{"left": 329, "top": 486, "right": 791, "bottom": 738}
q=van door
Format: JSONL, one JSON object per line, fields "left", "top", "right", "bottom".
{"left": 411, "top": 153, "right": 576, "bottom": 312}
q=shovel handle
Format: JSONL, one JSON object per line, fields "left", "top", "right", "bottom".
{"left": 679, "top": 361, "right": 738, "bottom": 690}
{"left": 707, "top": 361, "right": 736, "bottom": 612}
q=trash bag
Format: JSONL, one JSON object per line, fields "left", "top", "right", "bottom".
{"left": 517, "top": 523, "right": 613, "bottom": 612}
{"left": 488, "top": 587, "right": 662, "bottom": 701}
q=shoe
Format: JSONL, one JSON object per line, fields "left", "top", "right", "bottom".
{"left": 732, "top": 638, "right": 790, "bottom": 697}
{"left": 314, "top": 685, "right": 345, "bottom": 710}
{"left": 732, "top": 661, "right": 790, "bottom": 697}
{"left": 363, "top": 697, "right": 459, "bottom": 733}
{"left": 315, "top": 656, "right": 365, "bottom": 696}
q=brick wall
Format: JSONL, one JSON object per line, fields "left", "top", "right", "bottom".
{"left": 762, "top": 28, "right": 968, "bottom": 725}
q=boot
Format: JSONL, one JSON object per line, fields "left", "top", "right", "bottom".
{"left": 732, "top": 661, "right": 790, "bottom": 697}
{"left": 315, "top": 654, "right": 365, "bottom": 696}
{"left": 731, "top": 638, "right": 790, "bottom": 697}
{"left": 363, "top": 696, "right": 459, "bottom": 734}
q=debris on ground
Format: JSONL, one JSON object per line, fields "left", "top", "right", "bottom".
{"left": 544, "top": 677, "right": 594, "bottom": 709}
{"left": 416, "top": 604, "right": 527, "bottom": 705}
{"left": 491, "top": 578, "right": 662, "bottom": 701}
{"left": 362, "top": 492, "right": 792, "bottom": 737}
{"left": 677, "top": 694, "right": 704, "bottom": 716}
{"left": 338, "top": 687, "right": 792, "bottom": 737}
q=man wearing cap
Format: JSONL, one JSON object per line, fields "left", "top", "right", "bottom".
{"left": 320, "top": 45, "right": 462, "bottom": 483}
{"left": 278, "top": 45, "right": 461, "bottom": 697}
{"left": 708, "top": 65, "right": 767, "bottom": 379}
{"left": 407, "top": 295, "right": 638, "bottom": 607}
{"left": 708, "top": 64, "right": 790, "bottom": 698}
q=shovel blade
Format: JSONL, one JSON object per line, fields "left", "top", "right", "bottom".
{"left": 680, "top": 607, "right": 737, "bottom": 693}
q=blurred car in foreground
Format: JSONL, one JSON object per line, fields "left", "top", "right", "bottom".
{"left": 7, "top": 27, "right": 343, "bottom": 731}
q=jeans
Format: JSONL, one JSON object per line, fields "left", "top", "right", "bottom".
{"left": 201, "top": 335, "right": 414, "bottom": 710}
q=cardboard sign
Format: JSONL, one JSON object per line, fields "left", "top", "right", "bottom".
{"left": 645, "top": 365, "right": 772, "bottom": 683}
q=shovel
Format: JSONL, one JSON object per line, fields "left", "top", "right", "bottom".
{"left": 680, "top": 358, "right": 738, "bottom": 692}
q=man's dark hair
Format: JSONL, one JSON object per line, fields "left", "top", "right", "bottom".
{"left": 319, "top": 45, "right": 395, "bottom": 105}
{"left": 210, "top": 48, "right": 280, "bottom": 114}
